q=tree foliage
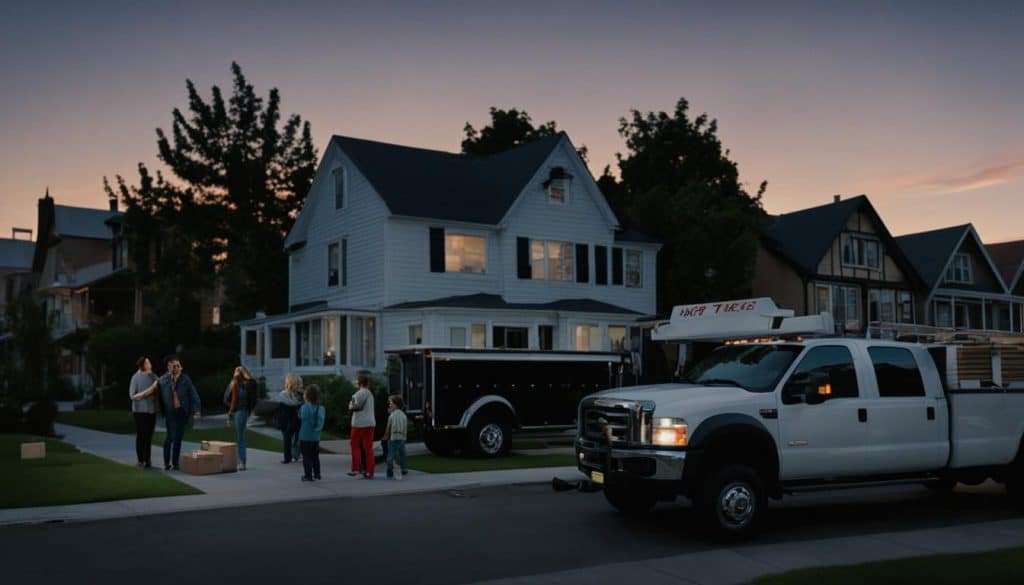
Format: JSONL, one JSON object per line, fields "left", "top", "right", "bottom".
{"left": 609, "top": 98, "right": 767, "bottom": 313}
{"left": 108, "top": 62, "right": 318, "bottom": 326}
{"left": 2, "top": 296, "right": 58, "bottom": 404}
{"left": 462, "top": 107, "right": 588, "bottom": 162}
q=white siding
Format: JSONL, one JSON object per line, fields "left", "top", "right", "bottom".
{"left": 500, "top": 141, "right": 657, "bottom": 315}
{"left": 288, "top": 143, "right": 390, "bottom": 310}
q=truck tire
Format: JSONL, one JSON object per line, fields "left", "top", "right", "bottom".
{"left": 1006, "top": 461, "right": 1024, "bottom": 509}
{"left": 467, "top": 409, "right": 512, "bottom": 457}
{"left": 696, "top": 464, "right": 765, "bottom": 541}
{"left": 423, "top": 428, "right": 460, "bottom": 456}
{"left": 603, "top": 484, "right": 657, "bottom": 515}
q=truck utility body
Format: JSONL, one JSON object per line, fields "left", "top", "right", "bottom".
{"left": 388, "top": 348, "right": 629, "bottom": 456}
{"left": 575, "top": 298, "right": 1024, "bottom": 539}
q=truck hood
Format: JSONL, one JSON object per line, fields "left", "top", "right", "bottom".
{"left": 591, "top": 383, "right": 761, "bottom": 415}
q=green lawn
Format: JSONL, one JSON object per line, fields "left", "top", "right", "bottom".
{"left": 153, "top": 427, "right": 282, "bottom": 452}
{"left": 56, "top": 410, "right": 136, "bottom": 434}
{"left": 753, "top": 547, "right": 1024, "bottom": 585}
{"left": 406, "top": 452, "right": 576, "bottom": 473}
{"left": 0, "top": 434, "right": 201, "bottom": 508}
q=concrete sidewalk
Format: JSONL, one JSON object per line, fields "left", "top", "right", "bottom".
{"left": 0, "top": 423, "right": 577, "bottom": 527}
{"left": 475, "top": 516, "right": 1024, "bottom": 584}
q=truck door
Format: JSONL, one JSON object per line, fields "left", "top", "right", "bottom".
{"left": 860, "top": 345, "right": 948, "bottom": 473}
{"left": 777, "top": 345, "right": 869, "bottom": 480}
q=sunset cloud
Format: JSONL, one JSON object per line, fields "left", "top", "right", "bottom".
{"left": 888, "top": 150, "right": 1024, "bottom": 194}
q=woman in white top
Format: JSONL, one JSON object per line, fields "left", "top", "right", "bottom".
{"left": 128, "top": 357, "right": 160, "bottom": 468}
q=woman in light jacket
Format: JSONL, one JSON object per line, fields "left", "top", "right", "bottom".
{"left": 277, "top": 373, "right": 303, "bottom": 463}
{"left": 128, "top": 357, "right": 160, "bottom": 468}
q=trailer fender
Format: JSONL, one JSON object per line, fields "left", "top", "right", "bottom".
{"left": 459, "top": 395, "right": 517, "bottom": 428}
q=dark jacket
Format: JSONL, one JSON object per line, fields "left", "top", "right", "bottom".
{"left": 157, "top": 373, "right": 202, "bottom": 418}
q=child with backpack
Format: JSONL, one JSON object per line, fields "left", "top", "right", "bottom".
{"left": 299, "top": 384, "right": 325, "bottom": 482}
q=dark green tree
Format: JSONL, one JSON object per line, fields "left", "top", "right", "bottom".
{"left": 462, "top": 107, "right": 588, "bottom": 162}
{"left": 139, "top": 62, "right": 316, "bottom": 319}
{"left": 3, "top": 296, "right": 58, "bottom": 403}
{"left": 610, "top": 98, "right": 767, "bottom": 313}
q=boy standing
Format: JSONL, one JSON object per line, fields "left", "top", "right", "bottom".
{"left": 384, "top": 395, "right": 409, "bottom": 480}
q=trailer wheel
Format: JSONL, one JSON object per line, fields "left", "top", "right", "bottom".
{"left": 468, "top": 409, "right": 511, "bottom": 457}
{"left": 696, "top": 464, "right": 765, "bottom": 541}
{"left": 423, "top": 428, "right": 460, "bottom": 456}
{"left": 603, "top": 484, "right": 657, "bottom": 515}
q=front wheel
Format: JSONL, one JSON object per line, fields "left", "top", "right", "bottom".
{"left": 603, "top": 484, "right": 657, "bottom": 515}
{"left": 696, "top": 464, "right": 765, "bottom": 541}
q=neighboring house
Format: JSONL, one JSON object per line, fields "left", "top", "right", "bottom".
{"left": 752, "top": 194, "right": 922, "bottom": 334}
{"left": 986, "top": 238, "right": 1024, "bottom": 327}
{"left": 0, "top": 232, "right": 36, "bottom": 319}
{"left": 896, "top": 224, "right": 1021, "bottom": 332}
{"left": 32, "top": 192, "right": 140, "bottom": 388}
{"left": 239, "top": 133, "right": 660, "bottom": 388}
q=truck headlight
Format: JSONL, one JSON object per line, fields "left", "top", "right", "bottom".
{"left": 652, "top": 417, "right": 688, "bottom": 447}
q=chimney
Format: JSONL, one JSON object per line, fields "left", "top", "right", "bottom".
{"left": 833, "top": 194, "right": 841, "bottom": 204}
{"left": 109, "top": 196, "right": 118, "bottom": 212}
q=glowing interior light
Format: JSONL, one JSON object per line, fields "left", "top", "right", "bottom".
{"left": 818, "top": 383, "right": 832, "bottom": 395}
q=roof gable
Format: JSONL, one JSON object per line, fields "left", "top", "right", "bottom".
{"left": 763, "top": 195, "right": 870, "bottom": 274}
{"left": 897, "top": 224, "right": 1007, "bottom": 291}
{"left": 53, "top": 205, "right": 121, "bottom": 240}
{"left": 986, "top": 239, "right": 1024, "bottom": 291}
{"left": 332, "top": 132, "right": 564, "bottom": 225}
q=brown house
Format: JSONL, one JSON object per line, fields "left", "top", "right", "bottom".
{"left": 987, "top": 239, "right": 1024, "bottom": 298}
{"left": 752, "top": 195, "right": 922, "bottom": 334}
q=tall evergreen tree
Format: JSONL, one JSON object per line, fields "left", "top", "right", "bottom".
{"left": 609, "top": 98, "right": 767, "bottom": 313}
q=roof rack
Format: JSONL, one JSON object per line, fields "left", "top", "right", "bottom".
{"left": 867, "top": 321, "right": 1024, "bottom": 347}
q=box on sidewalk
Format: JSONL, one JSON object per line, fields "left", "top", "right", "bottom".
{"left": 200, "top": 440, "right": 238, "bottom": 472}
{"left": 20, "top": 442, "right": 46, "bottom": 460}
{"left": 180, "top": 450, "right": 222, "bottom": 475}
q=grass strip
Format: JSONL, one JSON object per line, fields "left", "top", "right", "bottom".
{"left": 753, "top": 547, "right": 1024, "bottom": 585}
{"left": 56, "top": 410, "right": 137, "bottom": 434}
{"left": 0, "top": 434, "right": 201, "bottom": 508}
{"left": 407, "top": 452, "right": 575, "bottom": 473}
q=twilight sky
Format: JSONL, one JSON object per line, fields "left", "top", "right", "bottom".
{"left": 1, "top": 0, "right": 1022, "bottom": 242}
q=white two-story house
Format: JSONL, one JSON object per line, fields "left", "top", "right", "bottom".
{"left": 239, "top": 132, "right": 660, "bottom": 388}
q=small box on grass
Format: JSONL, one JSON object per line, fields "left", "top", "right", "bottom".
{"left": 20, "top": 442, "right": 46, "bottom": 460}
{"left": 201, "top": 440, "right": 238, "bottom": 472}
{"left": 180, "top": 451, "right": 222, "bottom": 475}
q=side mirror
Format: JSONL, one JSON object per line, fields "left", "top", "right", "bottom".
{"left": 782, "top": 371, "right": 832, "bottom": 405}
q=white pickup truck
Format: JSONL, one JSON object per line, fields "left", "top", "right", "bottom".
{"left": 575, "top": 298, "right": 1024, "bottom": 539}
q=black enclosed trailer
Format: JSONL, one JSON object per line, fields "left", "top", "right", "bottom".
{"left": 387, "top": 348, "right": 631, "bottom": 457}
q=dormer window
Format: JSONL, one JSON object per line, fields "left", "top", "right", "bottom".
{"left": 333, "top": 166, "right": 346, "bottom": 209}
{"left": 544, "top": 167, "right": 572, "bottom": 205}
{"left": 946, "top": 253, "right": 972, "bottom": 284}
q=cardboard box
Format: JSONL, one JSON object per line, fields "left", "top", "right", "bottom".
{"left": 201, "top": 440, "right": 238, "bottom": 472}
{"left": 20, "top": 442, "right": 46, "bottom": 460}
{"left": 180, "top": 450, "right": 223, "bottom": 475}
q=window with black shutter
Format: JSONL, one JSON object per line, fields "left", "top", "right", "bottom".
{"left": 342, "top": 238, "right": 348, "bottom": 286}
{"left": 595, "top": 246, "right": 608, "bottom": 285}
{"left": 612, "top": 247, "right": 624, "bottom": 285}
{"left": 517, "top": 237, "right": 531, "bottom": 279}
{"left": 575, "top": 243, "right": 589, "bottom": 283}
{"left": 429, "top": 228, "right": 445, "bottom": 273}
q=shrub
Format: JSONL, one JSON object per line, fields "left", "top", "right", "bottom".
{"left": 304, "top": 373, "right": 388, "bottom": 438}
{"left": 86, "top": 324, "right": 167, "bottom": 401}
{"left": 0, "top": 402, "right": 21, "bottom": 433}
{"left": 24, "top": 399, "right": 57, "bottom": 436}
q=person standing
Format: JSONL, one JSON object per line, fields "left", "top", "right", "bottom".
{"left": 383, "top": 395, "right": 409, "bottom": 480}
{"left": 348, "top": 373, "right": 376, "bottom": 479}
{"left": 299, "top": 384, "right": 325, "bottom": 482}
{"left": 277, "top": 373, "right": 303, "bottom": 463}
{"left": 128, "top": 357, "right": 160, "bottom": 468}
{"left": 157, "top": 355, "right": 202, "bottom": 470}
{"left": 226, "top": 365, "right": 258, "bottom": 471}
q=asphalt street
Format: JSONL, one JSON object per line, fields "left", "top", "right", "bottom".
{"left": 1, "top": 481, "right": 1018, "bottom": 585}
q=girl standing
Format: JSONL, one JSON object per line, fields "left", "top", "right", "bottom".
{"left": 226, "top": 365, "right": 258, "bottom": 470}
{"left": 299, "top": 384, "right": 325, "bottom": 481}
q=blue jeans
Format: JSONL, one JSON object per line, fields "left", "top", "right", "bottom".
{"left": 386, "top": 440, "right": 407, "bottom": 476}
{"left": 233, "top": 409, "right": 248, "bottom": 464}
{"left": 163, "top": 409, "right": 189, "bottom": 467}
{"left": 282, "top": 426, "right": 300, "bottom": 462}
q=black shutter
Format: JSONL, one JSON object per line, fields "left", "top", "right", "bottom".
{"left": 429, "top": 228, "right": 445, "bottom": 273}
{"left": 595, "top": 246, "right": 608, "bottom": 285}
{"left": 517, "top": 237, "right": 531, "bottom": 279}
{"left": 612, "top": 247, "right": 623, "bottom": 285}
{"left": 341, "top": 238, "right": 348, "bottom": 286}
{"left": 575, "top": 243, "right": 589, "bottom": 283}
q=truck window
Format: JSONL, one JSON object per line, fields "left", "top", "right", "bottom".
{"left": 788, "top": 346, "right": 859, "bottom": 399}
{"left": 683, "top": 344, "right": 803, "bottom": 393}
{"left": 868, "top": 346, "right": 926, "bottom": 397}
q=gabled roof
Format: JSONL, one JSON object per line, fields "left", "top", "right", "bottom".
{"left": 0, "top": 238, "right": 34, "bottom": 270}
{"left": 896, "top": 224, "right": 1007, "bottom": 291}
{"left": 333, "top": 132, "right": 565, "bottom": 225}
{"left": 986, "top": 239, "right": 1024, "bottom": 290}
{"left": 386, "top": 293, "right": 641, "bottom": 315}
{"left": 762, "top": 195, "right": 871, "bottom": 273}
{"left": 894, "top": 224, "right": 972, "bottom": 288}
{"left": 53, "top": 205, "right": 120, "bottom": 240}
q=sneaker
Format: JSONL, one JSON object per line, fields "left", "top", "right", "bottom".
{"left": 386, "top": 473, "right": 394, "bottom": 480}
{"left": 401, "top": 470, "right": 408, "bottom": 476}
{"left": 172, "top": 465, "right": 180, "bottom": 471}
{"left": 144, "top": 463, "right": 152, "bottom": 469}
{"left": 281, "top": 460, "right": 291, "bottom": 464}
{"left": 238, "top": 464, "right": 246, "bottom": 471}
{"left": 301, "top": 476, "right": 313, "bottom": 482}
{"left": 347, "top": 471, "right": 360, "bottom": 477}
{"left": 396, "top": 473, "right": 403, "bottom": 481}
{"left": 363, "top": 474, "right": 374, "bottom": 480}
{"left": 314, "top": 475, "right": 322, "bottom": 480}
{"left": 164, "top": 463, "right": 172, "bottom": 470}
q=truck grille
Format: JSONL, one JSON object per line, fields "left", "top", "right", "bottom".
{"left": 579, "top": 398, "right": 651, "bottom": 444}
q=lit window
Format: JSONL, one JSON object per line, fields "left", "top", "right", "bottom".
{"left": 608, "top": 326, "right": 627, "bottom": 351}
{"left": 575, "top": 324, "right": 601, "bottom": 351}
{"left": 211, "top": 306, "right": 221, "bottom": 326}
{"left": 625, "top": 250, "right": 642, "bottom": 288}
{"left": 471, "top": 324, "right": 486, "bottom": 348}
{"left": 945, "top": 253, "right": 972, "bottom": 284}
{"left": 530, "top": 240, "right": 575, "bottom": 281}
{"left": 445, "top": 234, "right": 486, "bottom": 273}
{"left": 548, "top": 178, "right": 567, "bottom": 204}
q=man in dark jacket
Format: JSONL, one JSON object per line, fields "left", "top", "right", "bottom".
{"left": 157, "top": 355, "right": 202, "bottom": 470}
